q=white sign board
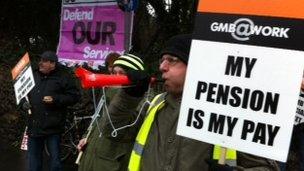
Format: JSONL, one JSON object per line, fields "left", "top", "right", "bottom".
{"left": 295, "top": 91, "right": 304, "bottom": 125}
{"left": 177, "top": 41, "right": 304, "bottom": 162}
{"left": 176, "top": 0, "right": 304, "bottom": 162}
{"left": 13, "top": 66, "right": 35, "bottom": 104}
{"left": 12, "top": 53, "right": 35, "bottom": 105}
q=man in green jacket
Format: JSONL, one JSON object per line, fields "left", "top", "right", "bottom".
{"left": 102, "top": 34, "right": 280, "bottom": 171}
{"left": 77, "top": 53, "right": 147, "bottom": 171}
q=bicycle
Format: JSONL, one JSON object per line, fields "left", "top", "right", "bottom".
{"left": 44, "top": 107, "right": 94, "bottom": 161}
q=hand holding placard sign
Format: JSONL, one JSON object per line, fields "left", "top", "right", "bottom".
{"left": 11, "top": 53, "right": 35, "bottom": 109}
{"left": 12, "top": 53, "right": 35, "bottom": 152}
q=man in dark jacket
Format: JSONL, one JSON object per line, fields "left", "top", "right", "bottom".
{"left": 22, "top": 51, "right": 80, "bottom": 171}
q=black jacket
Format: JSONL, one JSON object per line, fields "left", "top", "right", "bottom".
{"left": 26, "top": 64, "right": 80, "bottom": 137}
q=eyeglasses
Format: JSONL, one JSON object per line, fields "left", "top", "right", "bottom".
{"left": 159, "top": 56, "right": 180, "bottom": 66}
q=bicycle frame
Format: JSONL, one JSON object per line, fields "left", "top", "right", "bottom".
{"left": 45, "top": 111, "right": 95, "bottom": 161}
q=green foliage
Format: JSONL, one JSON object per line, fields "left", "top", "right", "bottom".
{"left": 133, "top": 0, "right": 198, "bottom": 74}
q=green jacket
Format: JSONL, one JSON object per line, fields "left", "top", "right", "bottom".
{"left": 103, "top": 90, "right": 280, "bottom": 171}
{"left": 78, "top": 116, "right": 133, "bottom": 171}
{"left": 236, "top": 153, "right": 280, "bottom": 171}
{"left": 103, "top": 90, "right": 213, "bottom": 171}
{"left": 78, "top": 88, "right": 133, "bottom": 171}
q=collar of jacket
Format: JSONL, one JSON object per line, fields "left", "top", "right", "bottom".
{"left": 165, "top": 93, "right": 181, "bottom": 110}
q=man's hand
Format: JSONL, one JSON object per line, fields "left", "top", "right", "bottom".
{"left": 43, "top": 96, "right": 53, "bottom": 104}
{"left": 77, "top": 138, "right": 88, "bottom": 152}
{"left": 22, "top": 101, "right": 32, "bottom": 110}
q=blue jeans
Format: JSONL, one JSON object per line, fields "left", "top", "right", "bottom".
{"left": 28, "top": 134, "right": 62, "bottom": 171}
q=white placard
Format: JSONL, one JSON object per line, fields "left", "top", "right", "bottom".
{"left": 13, "top": 66, "right": 35, "bottom": 104}
{"left": 177, "top": 40, "right": 304, "bottom": 162}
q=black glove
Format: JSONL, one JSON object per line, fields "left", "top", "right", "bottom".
{"left": 125, "top": 70, "right": 150, "bottom": 97}
{"left": 206, "top": 159, "right": 234, "bottom": 171}
{"left": 22, "top": 101, "right": 32, "bottom": 110}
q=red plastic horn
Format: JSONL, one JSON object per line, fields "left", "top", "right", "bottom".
{"left": 75, "top": 67, "right": 131, "bottom": 89}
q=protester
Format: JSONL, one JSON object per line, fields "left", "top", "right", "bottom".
{"left": 105, "top": 52, "right": 121, "bottom": 74}
{"left": 78, "top": 52, "right": 120, "bottom": 112}
{"left": 101, "top": 34, "right": 280, "bottom": 171}
{"left": 80, "top": 52, "right": 120, "bottom": 74}
{"left": 77, "top": 53, "right": 146, "bottom": 171}
{"left": 20, "top": 51, "right": 80, "bottom": 171}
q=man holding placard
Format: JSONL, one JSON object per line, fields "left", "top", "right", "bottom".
{"left": 20, "top": 51, "right": 80, "bottom": 171}
{"left": 101, "top": 34, "right": 279, "bottom": 171}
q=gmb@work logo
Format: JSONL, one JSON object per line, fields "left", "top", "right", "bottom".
{"left": 210, "top": 18, "right": 290, "bottom": 41}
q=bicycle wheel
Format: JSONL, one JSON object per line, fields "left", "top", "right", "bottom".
{"left": 61, "top": 129, "right": 75, "bottom": 161}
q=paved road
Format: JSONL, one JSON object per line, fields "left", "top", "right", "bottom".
{"left": 0, "top": 141, "right": 77, "bottom": 171}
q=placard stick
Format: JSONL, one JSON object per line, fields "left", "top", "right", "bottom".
{"left": 75, "top": 127, "right": 94, "bottom": 164}
{"left": 218, "top": 147, "right": 227, "bottom": 165}
{"left": 25, "top": 96, "right": 32, "bottom": 115}
{"left": 75, "top": 95, "right": 105, "bottom": 165}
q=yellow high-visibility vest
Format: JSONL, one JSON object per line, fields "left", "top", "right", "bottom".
{"left": 128, "top": 93, "right": 166, "bottom": 171}
{"left": 128, "top": 93, "right": 237, "bottom": 171}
